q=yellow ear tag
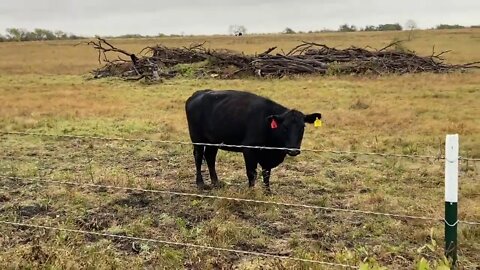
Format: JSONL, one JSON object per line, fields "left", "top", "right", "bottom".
{"left": 314, "top": 118, "right": 322, "bottom": 127}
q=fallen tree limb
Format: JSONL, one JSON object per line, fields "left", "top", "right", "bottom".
{"left": 86, "top": 38, "right": 480, "bottom": 82}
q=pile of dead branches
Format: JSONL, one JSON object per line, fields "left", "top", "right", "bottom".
{"left": 87, "top": 38, "right": 480, "bottom": 81}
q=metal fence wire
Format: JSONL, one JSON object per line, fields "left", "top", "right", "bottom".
{"left": 3, "top": 131, "right": 479, "bottom": 161}
{"left": 0, "top": 220, "right": 357, "bottom": 269}
{"left": 1, "top": 131, "right": 479, "bottom": 268}
{"left": 2, "top": 176, "right": 479, "bottom": 226}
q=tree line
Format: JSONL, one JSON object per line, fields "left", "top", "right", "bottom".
{"left": 1, "top": 23, "right": 478, "bottom": 42}
{"left": 283, "top": 23, "right": 476, "bottom": 34}
{"left": 0, "top": 28, "right": 84, "bottom": 42}
{"left": 0, "top": 28, "right": 194, "bottom": 42}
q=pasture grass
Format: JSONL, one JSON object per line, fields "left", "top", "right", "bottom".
{"left": 0, "top": 29, "right": 480, "bottom": 269}
{"left": 0, "top": 28, "right": 479, "bottom": 75}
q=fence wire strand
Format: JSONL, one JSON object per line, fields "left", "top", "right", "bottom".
{"left": 3, "top": 176, "right": 479, "bottom": 225}
{"left": 0, "top": 175, "right": 444, "bottom": 223}
{"left": 458, "top": 220, "right": 480, "bottom": 226}
{"left": 3, "top": 131, "right": 474, "bottom": 161}
{"left": 2, "top": 131, "right": 479, "bottom": 266}
{"left": 0, "top": 220, "right": 357, "bottom": 269}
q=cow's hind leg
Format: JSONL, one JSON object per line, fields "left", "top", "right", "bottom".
{"left": 261, "top": 169, "right": 272, "bottom": 195}
{"left": 193, "top": 145, "right": 206, "bottom": 189}
{"left": 243, "top": 150, "right": 258, "bottom": 187}
{"left": 204, "top": 146, "right": 223, "bottom": 188}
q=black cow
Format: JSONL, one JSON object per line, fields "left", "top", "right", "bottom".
{"left": 185, "top": 89, "right": 321, "bottom": 191}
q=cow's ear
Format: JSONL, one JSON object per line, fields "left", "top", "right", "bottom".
{"left": 267, "top": 115, "right": 282, "bottom": 129}
{"left": 304, "top": 113, "right": 322, "bottom": 124}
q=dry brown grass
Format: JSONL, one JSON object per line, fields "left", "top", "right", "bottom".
{"left": 0, "top": 28, "right": 479, "bottom": 75}
{"left": 0, "top": 29, "right": 479, "bottom": 269}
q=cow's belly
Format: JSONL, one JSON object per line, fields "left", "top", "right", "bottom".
{"left": 204, "top": 126, "right": 252, "bottom": 150}
{"left": 219, "top": 146, "right": 244, "bottom": 153}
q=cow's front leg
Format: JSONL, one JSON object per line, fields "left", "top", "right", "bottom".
{"left": 243, "top": 150, "right": 258, "bottom": 187}
{"left": 261, "top": 168, "right": 272, "bottom": 194}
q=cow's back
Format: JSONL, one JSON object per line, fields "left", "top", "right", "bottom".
{"left": 185, "top": 90, "right": 286, "bottom": 145}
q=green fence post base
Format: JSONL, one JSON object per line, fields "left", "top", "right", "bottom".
{"left": 444, "top": 201, "right": 457, "bottom": 267}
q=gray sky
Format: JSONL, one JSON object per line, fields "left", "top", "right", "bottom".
{"left": 0, "top": 0, "right": 478, "bottom": 36}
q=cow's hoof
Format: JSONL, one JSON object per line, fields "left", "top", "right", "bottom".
{"left": 212, "top": 181, "right": 225, "bottom": 189}
{"left": 263, "top": 188, "right": 273, "bottom": 196}
{"left": 196, "top": 183, "right": 211, "bottom": 190}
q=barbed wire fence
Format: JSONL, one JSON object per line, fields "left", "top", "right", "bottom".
{"left": 1, "top": 131, "right": 479, "bottom": 268}
{"left": 2, "top": 131, "right": 480, "bottom": 161}
{"left": 1, "top": 130, "right": 478, "bottom": 184}
{"left": 1, "top": 175, "right": 479, "bottom": 226}
{"left": 0, "top": 220, "right": 357, "bottom": 269}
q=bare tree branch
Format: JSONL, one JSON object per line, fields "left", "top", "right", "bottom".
{"left": 86, "top": 38, "right": 480, "bottom": 82}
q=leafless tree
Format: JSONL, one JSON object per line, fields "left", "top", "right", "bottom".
{"left": 228, "top": 25, "right": 247, "bottom": 36}
{"left": 405, "top": 20, "right": 418, "bottom": 40}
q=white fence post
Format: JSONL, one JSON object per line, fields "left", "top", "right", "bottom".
{"left": 445, "top": 134, "right": 459, "bottom": 266}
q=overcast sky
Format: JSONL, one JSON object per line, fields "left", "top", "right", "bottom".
{"left": 0, "top": 0, "right": 478, "bottom": 36}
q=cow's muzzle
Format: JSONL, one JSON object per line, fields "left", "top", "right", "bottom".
{"left": 287, "top": 149, "right": 301, "bottom": 156}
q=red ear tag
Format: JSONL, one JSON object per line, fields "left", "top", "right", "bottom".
{"left": 270, "top": 119, "right": 278, "bottom": 129}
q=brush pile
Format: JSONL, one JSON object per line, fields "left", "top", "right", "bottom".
{"left": 88, "top": 38, "right": 480, "bottom": 81}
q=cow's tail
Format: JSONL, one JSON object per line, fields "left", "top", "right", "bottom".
{"left": 201, "top": 145, "right": 207, "bottom": 163}
{"left": 193, "top": 145, "right": 208, "bottom": 163}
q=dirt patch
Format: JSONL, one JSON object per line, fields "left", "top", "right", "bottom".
{"left": 1, "top": 177, "right": 33, "bottom": 190}
{"left": 176, "top": 208, "right": 214, "bottom": 228}
{"left": 110, "top": 236, "right": 143, "bottom": 254}
{"left": 262, "top": 221, "right": 292, "bottom": 238}
{"left": 234, "top": 241, "right": 268, "bottom": 253}
{"left": 23, "top": 245, "right": 51, "bottom": 265}
{"left": 76, "top": 211, "right": 117, "bottom": 231}
{"left": 113, "top": 192, "right": 152, "bottom": 208}
{"left": 17, "top": 204, "right": 49, "bottom": 218}
{"left": 350, "top": 99, "right": 370, "bottom": 110}
{"left": 184, "top": 251, "right": 240, "bottom": 270}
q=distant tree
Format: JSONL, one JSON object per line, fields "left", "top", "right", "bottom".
{"left": 54, "top": 30, "right": 68, "bottom": 39}
{"left": 377, "top": 23, "right": 402, "bottom": 31}
{"left": 338, "top": 24, "right": 357, "bottom": 32}
{"left": 363, "top": 25, "right": 377, "bottom": 31}
{"left": 3, "top": 28, "right": 84, "bottom": 41}
{"left": 405, "top": 20, "right": 418, "bottom": 31}
{"left": 405, "top": 20, "right": 418, "bottom": 40}
{"left": 228, "top": 25, "right": 247, "bottom": 36}
{"left": 0, "top": 34, "right": 6, "bottom": 42}
{"left": 67, "top": 34, "right": 84, "bottom": 40}
{"left": 117, "top": 34, "right": 145, "bottom": 39}
{"left": 283, "top": 27, "right": 296, "bottom": 34}
{"left": 23, "top": 31, "right": 37, "bottom": 41}
{"left": 436, "top": 24, "right": 465, "bottom": 29}
{"left": 6, "top": 28, "right": 27, "bottom": 41}
{"left": 470, "top": 25, "right": 480, "bottom": 28}
{"left": 33, "top": 28, "right": 56, "bottom": 40}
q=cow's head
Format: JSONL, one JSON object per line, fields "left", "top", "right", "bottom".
{"left": 267, "top": 110, "right": 322, "bottom": 156}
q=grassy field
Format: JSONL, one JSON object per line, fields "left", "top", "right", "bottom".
{"left": 0, "top": 29, "right": 479, "bottom": 269}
